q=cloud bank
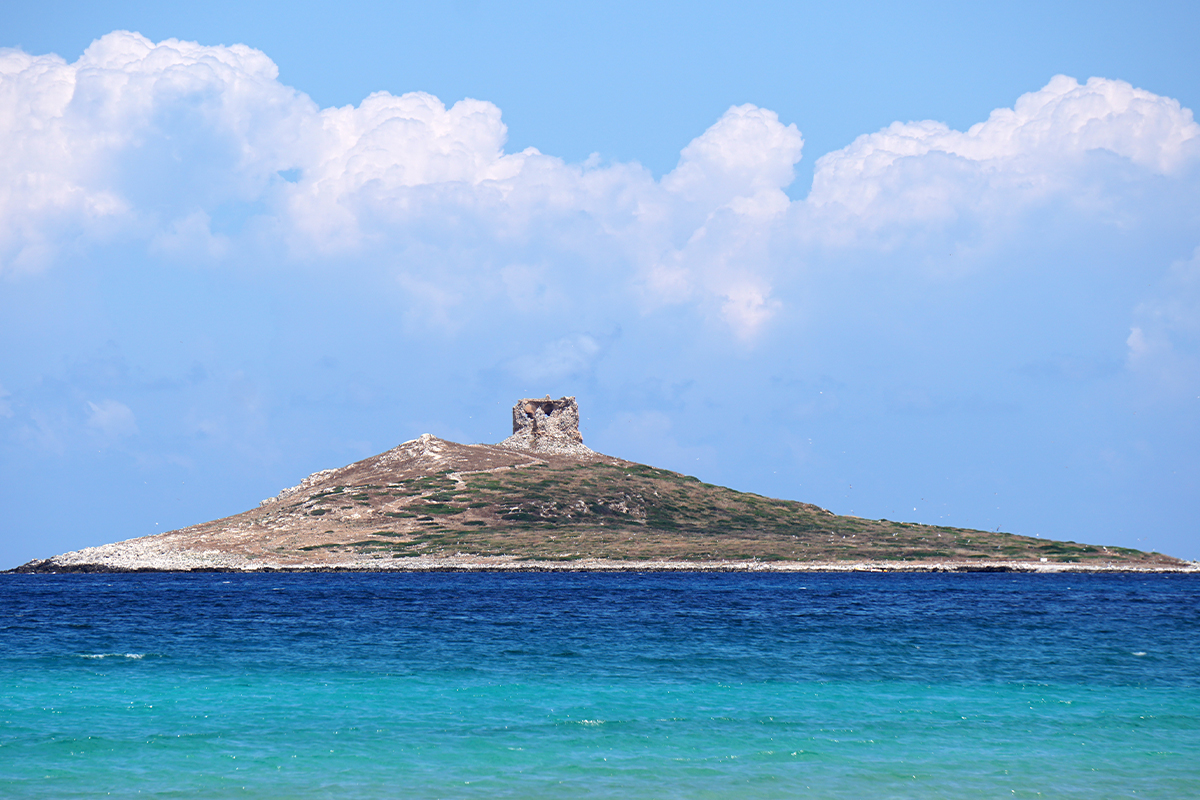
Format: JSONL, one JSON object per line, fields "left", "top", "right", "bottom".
{"left": 6, "top": 32, "right": 1195, "bottom": 337}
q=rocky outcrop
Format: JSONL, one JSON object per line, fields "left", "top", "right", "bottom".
{"left": 499, "top": 395, "right": 595, "bottom": 456}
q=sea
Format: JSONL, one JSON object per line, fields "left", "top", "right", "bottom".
{"left": 1, "top": 572, "right": 1197, "bottom": 799}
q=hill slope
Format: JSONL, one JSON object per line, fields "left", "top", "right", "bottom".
{"left": 12, "top": 434, "right": 1187, "bottom": 572}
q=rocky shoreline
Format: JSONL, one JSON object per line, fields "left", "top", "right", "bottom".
{"left": 8, "top": 555, "right": 1199, "bottom": 574}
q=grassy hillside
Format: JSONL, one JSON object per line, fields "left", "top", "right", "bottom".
{"left": 284, "top": 458, "right": 1174, "bottom": 566}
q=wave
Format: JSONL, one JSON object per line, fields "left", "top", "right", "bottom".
{"left": 79, "top": 652, "right": 147, "bottom": 659}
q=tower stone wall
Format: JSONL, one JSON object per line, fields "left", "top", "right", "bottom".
{"left": 499, "top": 395, "right": 593, "bottom": 456}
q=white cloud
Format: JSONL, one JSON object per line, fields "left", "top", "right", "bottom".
{"left": 282, "top": 91, "right": 536, "bottom": 252}
{"left": 663, "top": 103, "right": 802, "bottom": 213}
{"left": 1127, "top": 247, "right": 1200, "bottom": 397}
{"left": 394, "top": 272, "right": 466, "bottom": 333}
{"left": 720, "top": 281, "right": 781, "bottom": 341}
{"left": 0, "top": 31, "right": 308, "bottom": 271}
{"left": 639, "top": 105, "right": 800, "bottom": 327}
{"left": 807, "top": 76, "right": 1200, "bottom": 227}
{"left": 86, "top": 399, "right": 138, "bottom": 439}
{"left": 2, "top": 33, "right": 1199, "bottom": 345}
{"left": 507, "top": 334, "right": 603, "bottom": 383}
{"left": 149, "top": 210, "right": 230, "bottom": 259}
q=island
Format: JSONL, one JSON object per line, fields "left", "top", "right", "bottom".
{"left": 10, "top": 397, "right": 1194, "bottom": 573}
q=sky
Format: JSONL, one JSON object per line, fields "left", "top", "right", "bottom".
{"left": 1, "top": 0, "right": 1198, "bottom": 568}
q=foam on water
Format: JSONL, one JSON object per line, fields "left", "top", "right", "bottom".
{"left": 1, "top": 572, "right": 1198, "bottom": 798}
{"left": 78, "top": 652, "right": 145, "bottom": 659}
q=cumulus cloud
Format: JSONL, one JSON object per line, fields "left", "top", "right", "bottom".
{"left": 662, "top": 103, "right": 802, "bottom": 214}
{"left": 0, "top": 32, "right": 798, "bottom": 331}
{"left": 0, "top": 31, "right": 309, "bottom": 271}
{"left": 282, "top": 90, "right": 535, "bottom": 252}
{"left": 642, "top": 106, "right": 800, "bottom": 338}
{"left": 805, "top": 75, "right": 1200, "bottom": 235}
{"left": 2, "top": 32, "right": 1199, "bottom": 346}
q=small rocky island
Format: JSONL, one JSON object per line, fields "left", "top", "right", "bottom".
{"left": 10, "top": 397, "right": 1193, "bottom": 573}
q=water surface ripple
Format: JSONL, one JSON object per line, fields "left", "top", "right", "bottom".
{"left": 1, "top": 572, "right": 1197, "bottom": 797}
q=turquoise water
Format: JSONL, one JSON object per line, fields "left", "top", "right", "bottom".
{"left": 2, "top": 573, "right": 1197, "bottom": 797}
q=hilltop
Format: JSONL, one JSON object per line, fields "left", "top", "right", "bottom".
{"left": 10, "top": 397, "right": 1191, "bottom": 573}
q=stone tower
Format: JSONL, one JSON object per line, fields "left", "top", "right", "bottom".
{"left": 499, "top": 395, "right": 593, "bottom": 456}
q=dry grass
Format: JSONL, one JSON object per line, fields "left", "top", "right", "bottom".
{"left": 224, "top": 453, "right": 1179, "bottom": 567}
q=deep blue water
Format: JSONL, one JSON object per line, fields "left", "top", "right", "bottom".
{"left": 1, "top": 572, "right": 1198, "bottom": 797}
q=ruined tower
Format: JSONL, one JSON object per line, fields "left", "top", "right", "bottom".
{"left": 499, "top": 395, "right": 593, "bottom": 456}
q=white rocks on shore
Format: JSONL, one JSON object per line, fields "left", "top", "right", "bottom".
{"left": 20, "top": 547, "right": 1200, "bottom": 574}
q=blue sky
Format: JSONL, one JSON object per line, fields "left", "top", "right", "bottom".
{"left": 1, "top": 0, "right": 1198, "bottom": 567}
